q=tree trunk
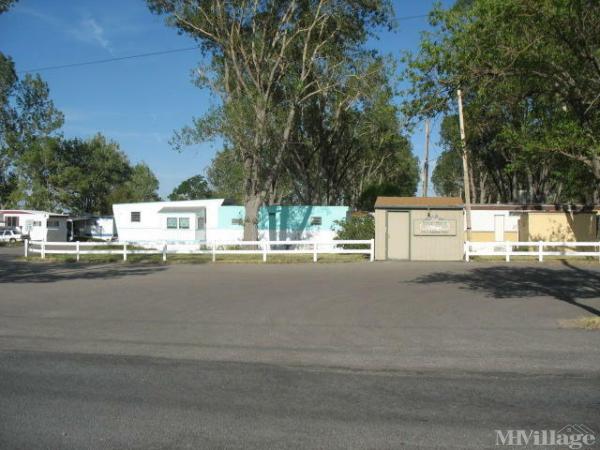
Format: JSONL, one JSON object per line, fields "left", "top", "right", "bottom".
{"left": 592, "top": 152, "right": 600, "bottom": 205}
{"left": 243, "top": 194, "right": 262, "bottom": 241}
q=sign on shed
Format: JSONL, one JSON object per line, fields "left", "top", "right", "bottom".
{"left": 374, "top": 197, "right": 464, "bottom": 261}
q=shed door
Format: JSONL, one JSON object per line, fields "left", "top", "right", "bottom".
{"left": 387, "top": 212, "right": 409, "bottom": 260}
{"left": 494, "top": 215, "right": 505, "bottom": 241}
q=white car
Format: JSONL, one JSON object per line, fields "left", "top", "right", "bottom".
{"left": 0, "top": 228, "right": 23, "bottom": 243}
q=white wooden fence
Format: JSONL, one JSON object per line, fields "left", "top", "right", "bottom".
{"left": 25, "top": 239, "right": 375, "bottom": 263}
{"left": 465, "top": 241, "right": 600, "bottom": 262}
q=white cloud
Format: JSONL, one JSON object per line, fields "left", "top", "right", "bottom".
{"left": 71, "top": 18, "right": 111, "bottom": 52}
{"left": 16, "top": 7, "right": 112, "bottom": 52}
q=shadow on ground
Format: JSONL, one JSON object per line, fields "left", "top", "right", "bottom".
{"left": 412, "top": 261, "right": 600, "bottom": 316}
{"left": 0, "top": 261, "right": 167, "bottom": 284}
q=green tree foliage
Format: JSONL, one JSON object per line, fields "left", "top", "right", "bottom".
{"left": 1, "top": 11, "right": 160, "bottom": 213}
{"left": 13, "top": 134, "right": 160, "bottom": 214}
{"left": 284, "top": 61, "right": 419, "bottom": 207}
{"left": 0, "top": 53, "right": 64, "bottom": 207}
{"left": 334, "top": 214, "right": 374, "bottom": 241}
{"left": 357, "top": 181, "right": 416, "bottom": 212}
{"left": 109, "top": 163, "right": 161, "bottom": 206}
{"left": 0, "top": 0, "right": 18, "bottom": 14}
{"left": 168, "top": 174, "right": 212, "bottom": 201}
{"left": 205, "top": 147, "right": 244, "bottom": 203}
{"left": 148, "top": 0, "right": 396, "bottom": 239}
{"left": 404, "top": 0, "right": 600, "bottom": 204}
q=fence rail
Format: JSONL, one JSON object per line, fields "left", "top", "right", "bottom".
{"left": 465, "top": 241, "right": 600, "bottom": 262}
{"left": 25, "top": 239, "right": 374, "bottom": 263}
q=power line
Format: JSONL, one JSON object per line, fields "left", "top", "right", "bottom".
{"left": 17, "top": 46, "right": 201, "bottom": 74}
{"left": 17, "top": 14, "right": 429, "bottom": 74}
{"left": 393, "top": 14, "right": 429, "bottom": 22}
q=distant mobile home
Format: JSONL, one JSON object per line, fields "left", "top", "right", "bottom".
{"left": 112, "top": 199, "right": 349, "bottom": 243}
{"left": 470, "top": 204, "right": 599, "bottom": 242}
{"left": 0, "top": 209, "right": 69, "bottom": 241}
{"left": 71, "top": 216, "right": 116, "bottom": 241}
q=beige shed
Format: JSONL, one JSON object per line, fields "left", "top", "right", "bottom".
{"left": 374, "top": 197, "right": 464, "bottom": 261}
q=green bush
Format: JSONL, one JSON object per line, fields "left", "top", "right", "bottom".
{"left": 335, "top": 215, "right": 374, "bottom": 241}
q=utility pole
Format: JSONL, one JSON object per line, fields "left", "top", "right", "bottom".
{"left": 457, "top": 89, "right": 472, "bottom": 241}
{"left": 422, "top": 119, "right": 430, "bottom": 197}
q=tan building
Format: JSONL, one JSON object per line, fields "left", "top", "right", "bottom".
{"left": 374, "top": 197, "right": 464, "bottom": 261}
{"left": 469, "top": 205, "right": 599, "bottom": 242}
{"left": 519, "top": 210, "right": 598, "bottom": 242}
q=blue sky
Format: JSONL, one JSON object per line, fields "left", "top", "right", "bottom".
{"left": 0, "top": 0, "right": 451, "bottom": 198}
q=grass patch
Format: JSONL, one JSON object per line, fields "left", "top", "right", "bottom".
{"left": 559, "top": 317, "right": 600, "bottom": 330}
{"left": 24, "top": 253, "right": 367, "bottom": 265}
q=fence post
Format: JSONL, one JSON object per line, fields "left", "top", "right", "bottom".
{"left": 41, "top": 240, "right": 46, "bottom": 259}
{"left": 465, "top": 241, "right": 470, "bottom": 262}
{"left": 76, "top": 241, "right": 80, "bottom": 262}
{"left": 212, "top": 241, "right": 216, "bottom": 262}
{"left": 313, "top": 242, "right": 318, "bottom": 263}
{"left": 163, "top": 242, "right": 167, "bottom": 262}
{"left": 262, "top": 241, "right": 267, "bottom": 263}
{"left": 370, "top": 239, "right": 375, "bottom": 262}
{"left": 24, "top": 239, "right": 28, "bottom": 258}
{"left": 538, "top": 241, "right": 543, "bottom": 262}
{"left": 505, "top": 241, "right": 510, "bottom": 262}
{"left": 123, "top": 242, "right": 127, "bottom": 261}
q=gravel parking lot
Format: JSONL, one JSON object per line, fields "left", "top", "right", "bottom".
{"left": 1, "top": 248, "right": 599, "bottom": 448}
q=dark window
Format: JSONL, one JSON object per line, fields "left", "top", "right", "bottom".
{"left": 6, "top": 216, "right": 18, "bottom": 227}
{"left": 131, "top": 212, "right": 141, "bottom": 222}
{"left": 32, "top": 221, "right": 42, "bottom": 227}
{"left": 47, "top": 220, "right": 60, "bottom": 228}
{"left": 166, "top": 217, "right": 177, "bottom": 229}
{"left": 178, "top": 218, "right": 190, "bottom": 229}
{"left": 231, "top": 218, "right": 243, "bottom": 226}
{"left": 310, "top": 216, "right": 322, "bottom": 226}
{"left": 197, "top": 217, "right": 205, "bottom": 230}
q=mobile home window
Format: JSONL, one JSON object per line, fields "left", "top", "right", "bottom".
{"left": 166, "top": 217, "right": 178, "bottom": 229}
{"left": 131, "top": 211, "right": 141, "bottom": 222}
{"left": 178, "top": 217, "right": 190, "bottom": 229}
{"left": 231, "top": 218, "right": 243, "bottom": 226}
{"left": 197, "top": 217, "right": 205, "bottom": 230}
{"left": 310, "top": 216, "right": 322, "bottom": 226}
{"left": 32, "top": 221, "right": 42, "bottom": 227}
{"left": 47, "top": 220, "right": 60, "bottom": 229}
{"left": 6, "top": 216, "right": 18, "bottom": 227}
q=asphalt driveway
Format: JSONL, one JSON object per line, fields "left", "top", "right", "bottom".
{"left": 1, "top": 249, "right": 599, "bottom": 448}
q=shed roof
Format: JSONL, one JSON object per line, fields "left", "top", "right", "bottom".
{"left": 374, "top": 196, "right": 463, "bottom": 209}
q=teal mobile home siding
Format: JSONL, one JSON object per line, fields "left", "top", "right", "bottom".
{"left": 218, "top": 205, "right": 349, "bottom": 232}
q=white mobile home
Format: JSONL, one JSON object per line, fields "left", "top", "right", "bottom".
{"left": 470, "top": 205, "right": 521, "bottom": 242}
{"left": 112, "top": 199, "right": 349, "bottom": 243}
{"left": 0, "top": 209, "right": 69, "bottom": 241}
{"left": 113, "top": 199, "right": 220, "bottom": 243}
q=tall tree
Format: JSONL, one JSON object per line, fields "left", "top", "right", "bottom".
{"left": 109, "top": 163, "right": 161, "bottom": 206}
{"left": 148, "top": 0, "right": 394, "bottom": 239}
{"left": 0, "top": 53, "right": 64, "bottom": 208}
{"left": 13, "top": 134, "right": 161, "bottom": 214}
{"left": 283, "top": 58, "right": 418, "bottom": 206}
{"left": 404, "top": 0, "right": 600, "bottom": 204}
{"left": 168, "top": 174, "right": 212, "bottom": 200}
{"left": 205, "top": 147, "right": 244, "bottom": 203}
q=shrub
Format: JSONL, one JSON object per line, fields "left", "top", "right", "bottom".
{"left": 334, "top": 214, "right": 374, "bottom": 241}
